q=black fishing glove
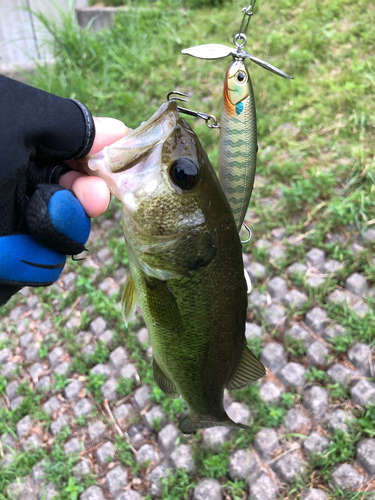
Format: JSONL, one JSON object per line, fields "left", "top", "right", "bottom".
{"left": 0, "top": 75, "right": 95, "bottom": 306}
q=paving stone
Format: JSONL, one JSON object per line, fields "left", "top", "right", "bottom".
{"left": 11, "top": 396, "right": 24, "bottom": 410}
{"left": 351, "top": 300, "right": 370, "bottom": 318}
{"left": 331, "top": 463, "right": 364, "bottom": 491}
{"left": 80, "top": 485, "right": 106, "bottom": 500}
{"left": 271, "top": 452, "right": 304, "bottom": 483}
{"left": 38, "top": 481, "right": 58, "bottom": 500}
{"left": 193, "top": 478, "right": 223, "bottom": 500}
{"left": 17, "top": 414, "right": 33, "bottom": 439}
{"left": 267, "top": 277, "right": 288, "bottom": 300}
{"left": 158, "top": 423, "right": 179, "bottom": 456}
{"left": 327, "top": 363, "right": 354, "bottom": 385}
{"left": 53, "top": 361, "right": 71, "bottom": 377}
{"left": 119, "top": 363, "right": 137, "bottom": 380}
{"left": 22, "top": 434, "right": 42, "bottom": 451}
{"left": 0, "top": 361, "right": 17, "bottom": 379}
{"left": 7, "top": 476, "right": 38, "bottom": 500}
{"left": 73, "top": 398, "right": 93, "bottom": 417}
{"left": 133, "top": 385, "right": 151, "bottom": 410}
{"left": 306, "top": 248, "right": 326, "bottom": 268}
{"left": 323, "top": 259, "right": 342, "bottom": 274}
{"left": 64, "top": 437, "right": 83, "bottom": 455}
{"left": 271, "top": 227, "right": 286, "bottom": 241}
{"left": 136, "top": 443, "right": 158, "bottom": 465}
{"left": 0, "top": 348, "right": 11, "bottom": 364}
{"left": 72, "top": 460, "right": 91, "bottom": 480}
{"left": 117, "top": 491, "right": 143, "bottom": 500}
{"left": 245, "top": 323, "right": 263, "bottom": 340}
{"left": 228, "top": 449, "right": 258, "bottom": 480}
{"left": 82, "top": 344, "right": 96, "bottom": 358}
{"left": 35, "top": 376, "right": 51, "bottom": 393}
{"left": 51, "top": 414, "right": 69, "bottom": 436}
{"left": 5, "top": 380, "right": 19, "bottom": 401}
{"left": 89, "top": 317, "right": 107, "bottom": 336}
{"left": 105, "top": 464, "right": 128, "bottom": 496}
{"left": 249, "top": 472, "right": 278, "bottom": 500}
{"left": 263, "top": 304, "right": 285, "bottom": 330}
{"left": 326, "top": 409, "right": 354, "bottom": 433}
{"left": 145, "top": 405, "right": 167, "bottom": 428}
{"left": 282, "top": 290, "right": 308, "bottom": 309}
{"left": 305, "top": 307, "right": 328, "bottom": 335}
{"left": 306, "top": 276, "right": 326, "bottom": 288}
{"left": 114, "top": 403, "right": 137, "bottom": 427}
{"left": 24, "top": 345, "right": 39, "bottom": 362}
{"left": 43, "top": 396, "right": 62, "bottom": 416}
{"left": 253, "top": 428, "right": 279, "bottom": 462}
{"left": 286, "top": 408, "right": 311, "bottom": 434}
{"left": 19, "top": 332, "right": 34, "bottom": 348}
{"left": 248, "top": 291, "right": 267, "bottom": 310}
{"left": 326, "top": 289, "right": 348, "bottom": 305}
{"left": 97, "top": 329, "right": 114, "bottom": 349}
{"left": 202, "top": 426, "right": 233, "bottom": 451}
{"left": 300, "top": 489, "right": 329, "bottom": 500}
{"left": 91, "top": 363, "right": 111, "bottom": 378}
{"left": 137, "top": 327, "right": 150, "bottom": 344}
{"left": 278, "top": 362, "right": 306, "bottom": 388}
{"left": 345, "top": 273, "right": 369, "bottom": 297}
{"left": 48, "top": 346, "right": 64, "bottom": 367}
{"left": 64, "top": 379, "right": 83, "bottom": 400}
{"left": 246, "top": 262, "right": 267, "bottom": 284}
{"left": 88, "top": 420, "right": 106, "bottom": 442}
{"left": 259, "top": 380, "right": 282, "bottom": 405}
{"left": 29, "top": 362, "right": 44, "bottom": 380}
{"left": 226, "top": 402, "right": 251, "bottom": 426}
{"left": 363, "top": 228, "right": 375, "bottom": 242}
{"left": 109, "top": 346, "right": 128, "bottom": 369}
{"left": 303, "top": 431, "right": 330, "bottom": 458}
{"left": 356, "top": 438, "right": 375, "bottom": 475}
{"left": 169, "top": 444, "right": 195, "bottom": 471}
{"left": 147, "top": 463, "right": 168, "bottom": 498}
{"left": 260, "top": 342, "right": 287, "bottom": 374}
{"left": 32, "top": 460, "right": 47, "bottom": 484}
{"left": 101, "top": 378, "right": 118, "bottom": 401}
{"left": 303, "top": 386, "right": 329, "bottom": 420}
{"left": 306, "top": 341, "right": 329, "bottom": 366}
{"left": 1, "top": 433, "right": 16, "bottom": 454}
{"left": 267, "top": 246, "right": 286, "bottom": 262}
{"left": 322, "top": 323, "right": 346, "bottom": 341}
{"left": 285, "top": 323, "right": 313, "bottom": 347}
{"left": 350, "top": 379, "right": 375, "bottom": 406}
{"left": 96, "top": 441, "right": 115, "bottom": 465}
{"left": 286, "top": 262, "right": 308, "bottom": 275}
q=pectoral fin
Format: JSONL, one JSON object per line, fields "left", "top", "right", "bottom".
{"left": 121, "top": 274, "right": 137, "bottom": 326}
{"left": 227, "top": 344, "right": 266, "bottom": 390}
{"left": 145, "top": 278, "right": 183, "bottom": 333}
{"left": 153, "top": 358, "right": 179, "bottom": 398}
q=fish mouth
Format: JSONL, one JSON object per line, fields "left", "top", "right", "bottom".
{"left": 21, "top": 260, "right": 65, "bottom": 270}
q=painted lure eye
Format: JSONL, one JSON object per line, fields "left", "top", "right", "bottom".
{"left": 235, "top": 70, "right": 247, "bottom": 84}
{"left": 169, "top": 158, "right": 199, "bottom": 190}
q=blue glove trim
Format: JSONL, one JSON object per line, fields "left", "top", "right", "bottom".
{"left": 0, "top": 234, "right": 66, "bottom": 285}
{"left": 49, "top": 190, "right": 91, "bottom": 245}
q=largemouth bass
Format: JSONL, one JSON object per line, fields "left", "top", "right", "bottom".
{"left": 84, "top": 101, "right": 265, "bottom": 433}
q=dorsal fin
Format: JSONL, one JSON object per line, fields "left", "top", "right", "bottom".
{"left": 227, "top": 344, "right": 265, "bottom": 390}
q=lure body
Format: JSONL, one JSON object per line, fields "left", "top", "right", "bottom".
{"left": 219, "top": 59, "right": 257, "bottom": 230}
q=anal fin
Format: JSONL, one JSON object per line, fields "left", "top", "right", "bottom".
{"left": 227, "top": 344, "right": 266, "bottom": 390}
{"left": 121, "top": 273, "right": 137, "bottom": 326}
{"left": 153, "top": 358, "right": 179, "bottom": 398}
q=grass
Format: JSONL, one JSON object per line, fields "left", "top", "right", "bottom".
{"left": 0, "top": 0, "right": 374, "bottom": 498}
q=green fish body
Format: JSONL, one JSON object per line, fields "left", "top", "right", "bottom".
{"left": 85, "top": 101, "right": 264, "bottom": 432}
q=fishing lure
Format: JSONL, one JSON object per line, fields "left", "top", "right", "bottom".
{"left": 182, "top": 2, "right": 293, "bottom": 231}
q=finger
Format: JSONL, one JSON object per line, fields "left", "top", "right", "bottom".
{"left": 59, "top": 173, "right": 110, "bottom": 218}
{"left": 91, "top": 116, "right": 129, "bottom": 154}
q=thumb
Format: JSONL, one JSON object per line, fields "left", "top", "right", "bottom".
{"left": 90, "top": 117, "right": 129, "bottom": 155}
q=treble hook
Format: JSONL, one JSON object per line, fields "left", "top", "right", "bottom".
{"left": 167, "top": 91, "right": 220, "bottom": 129}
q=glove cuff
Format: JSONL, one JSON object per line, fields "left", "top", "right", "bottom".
{"left": 69, "top": 100, "right": 96, "bottom": 159}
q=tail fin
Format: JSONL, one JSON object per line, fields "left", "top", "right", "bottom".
{"left": 178, "top": 411, "right": 250, "bottom": 434}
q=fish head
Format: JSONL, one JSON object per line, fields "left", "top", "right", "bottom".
{"left": 223, "top": 59, "right": 252, "bottom": 115}
{"left": 84, "top": 101, "right": 238, "bottom": 278}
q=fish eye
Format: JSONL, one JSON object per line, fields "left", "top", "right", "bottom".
{"left": 235, "top": 70, "right": 247, "bottom": 84}
{"left": 169, "top": 158, "right": 199, "bottom": 191}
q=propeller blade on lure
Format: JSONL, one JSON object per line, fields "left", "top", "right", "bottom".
{"left": 181, "top": 1, "right": 293, "bottom": 231}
